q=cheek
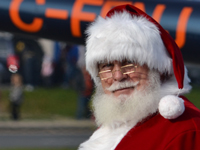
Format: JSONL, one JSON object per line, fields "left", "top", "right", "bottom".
{"left": 101, "top": 80, "right": 113, "bottom": 94}
{"left": 101, "top": 78, "right": 112, "bottom": 87}
{"left": 135, "top": 78, "right": 149, "bottom": 91}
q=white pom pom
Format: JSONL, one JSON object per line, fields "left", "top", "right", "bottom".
{"left": 158, "top": 95, "right": 185, "bottom": 119}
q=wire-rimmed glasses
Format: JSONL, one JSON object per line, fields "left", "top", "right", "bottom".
{"left": 98, "top": 64, "right": 138, "bottom": 81}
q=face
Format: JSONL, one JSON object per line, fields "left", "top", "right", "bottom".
{"left": 93, "top": 70, "right": 161, "bottom": 126}
{"left": 98, "top": 60, "right": 149, "bottom": 97}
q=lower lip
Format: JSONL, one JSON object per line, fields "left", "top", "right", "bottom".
{"left": 113, "top": 87, "right": 134, "bottom": 96}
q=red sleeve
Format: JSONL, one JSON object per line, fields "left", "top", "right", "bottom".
{"left": 165, "top": 130, "right": 200, "bottom": 150}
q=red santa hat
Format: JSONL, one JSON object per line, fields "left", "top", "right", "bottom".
{"left": 85, "top": 4, "right": 191, "bottom": 119}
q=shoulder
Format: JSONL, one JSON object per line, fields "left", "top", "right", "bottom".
{"left": 178, "top": 96, "right": 200, "bottom": 129}
{"left": 158, "top": 96, "right": 200, "bottom": 137}
{"left": 115, "top": 98, "right": 200, "bottom": 150}
{"left": 163, "top": 98, "right": 200, "bottom": 150}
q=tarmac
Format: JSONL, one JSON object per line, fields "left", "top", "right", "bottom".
{"left": 0, "top": 118, "right": 96, "bottom": 148}
{"left": 0, "top": 118, "right": 96, "bottom": 134}
{"left": 0, "top": 118, "right": 95, "bottom": 128}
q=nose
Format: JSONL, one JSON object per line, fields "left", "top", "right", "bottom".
{"left": 112, "top": 64, "right": 127, "bottom": 81}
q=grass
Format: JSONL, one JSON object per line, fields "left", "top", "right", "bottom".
{"left": 22, "top": 88, "right": 78, "bottom": 119}
{"left": 184, "top": 85, "right": 200, "bottom": 108}
{"left": 0, "top": 87, "right": 78, "bottom": 120}
{"left": 0, "top": 85, "right": 200, "bottom": 120}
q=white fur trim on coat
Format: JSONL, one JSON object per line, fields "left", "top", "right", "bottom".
{"left": 78, "top": 123, "right": 132, "bottom": 150}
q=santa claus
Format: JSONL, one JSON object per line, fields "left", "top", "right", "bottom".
{"left": 78, "top": 4, "right": 200, "bottom": 150}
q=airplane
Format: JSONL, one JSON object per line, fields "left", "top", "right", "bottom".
{"left": 0, "top": 0, "right": 199, "bottom": 66}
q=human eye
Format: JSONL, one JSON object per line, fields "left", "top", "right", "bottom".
{"left": 122, "top": 60, "right": 133, "bottom": 66}
{"left": 103, "top": 63, "right": 113, "bottom": 69}
{"left": 100, "top": 63, "right": 113, "bottom": 71}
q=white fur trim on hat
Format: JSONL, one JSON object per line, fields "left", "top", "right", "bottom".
{"left": 85, "top": 11, "right": 173, "bottom": 84}
{"left": 158, "top": 95, "right": 185, "bottom": 119}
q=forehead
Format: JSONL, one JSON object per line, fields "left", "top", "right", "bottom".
{"left": 98, "top": 59, "right": 138, "bottom": 67}
{"left": 98, "top": 59, "right": 149, "bottom": 73}
{"left": 98, "top": 59, "right": 133, "bottom": 65}
{"left": 98, "top": 60, "right": 122, "bottom": 68}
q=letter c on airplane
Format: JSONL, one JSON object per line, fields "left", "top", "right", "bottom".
{"left": 9, "top": 0, "right": 43, "bottom": 32}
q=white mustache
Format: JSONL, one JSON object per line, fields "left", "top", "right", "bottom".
{"left": 107, "top": 81, "right": 139, "bottom": 92}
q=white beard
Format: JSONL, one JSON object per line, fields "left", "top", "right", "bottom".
{"left": 92, "top": 70, "right": 161, "bottom": 127}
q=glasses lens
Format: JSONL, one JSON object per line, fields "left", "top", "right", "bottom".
{"left": 122, "top": 65, "right": 136, "bottom": 74}
{"left": 128, "top": 72, "right": 148, "bottom": 81}
{"left": 99, "top": 70, "right": 112, "bottom": 80}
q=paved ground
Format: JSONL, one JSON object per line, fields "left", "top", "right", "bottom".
{"left": 0, "top": 118, "right": 96, "bottom": 134}
{"left": 0, "top": 118, "right": 96, "bottom": 129}
{"left": 0, "top": 119, "right": 96, "bottom": 149}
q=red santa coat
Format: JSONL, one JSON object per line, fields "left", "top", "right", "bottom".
{"left": 115, "top": 96, "right": 200, "bottom": 150}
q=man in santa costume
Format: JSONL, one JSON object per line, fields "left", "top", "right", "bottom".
{"left": 78, "top": 4, "right": 200, "bottom": 150}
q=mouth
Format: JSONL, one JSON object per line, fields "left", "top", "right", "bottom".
{"left": 112, "top": 86, "right": 135, "bottom": 93}
{"left": 107, "top": 81, "right": 139, "bottom": 93}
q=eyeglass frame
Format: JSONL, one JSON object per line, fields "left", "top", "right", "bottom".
{"left": 98, "top": 63, "right": 138, "bottom": 81}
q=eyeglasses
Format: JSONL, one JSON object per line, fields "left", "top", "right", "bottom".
{"left": 98, "top": 64, "right": 138, "bottom": 81}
